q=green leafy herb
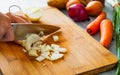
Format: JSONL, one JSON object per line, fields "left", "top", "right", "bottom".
{"left": 114, "top": 5, "right": 120, "bottom": 75}
{"left": 108, "top": 0, "right": 120, "bottom": 75}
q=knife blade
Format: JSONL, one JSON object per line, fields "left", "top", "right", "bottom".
{"left": 12, "top": 23, "right": 60, "bottom": 40}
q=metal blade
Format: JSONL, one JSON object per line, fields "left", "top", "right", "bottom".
{"left": 12, "top": 23, "right": 60, "bottom": 40}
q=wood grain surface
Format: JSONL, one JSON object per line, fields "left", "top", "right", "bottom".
{"left": 0, "top": 6, "right": 118, "bottom": 75}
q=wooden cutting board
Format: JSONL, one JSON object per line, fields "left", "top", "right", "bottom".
{"left": 0, "top": 6, "right": 118, "bottom": 75}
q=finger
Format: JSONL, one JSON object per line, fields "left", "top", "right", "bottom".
{"left": 13, "top": 11, "right": 31, "bottom": 23}
{"left": 14, "top": 40, "right": 23, "bottom": 45}
{"left": 5, "top": 12, "right": 15, "bottom": 23}
{"left": 6, "top": 12, "right": 30, "bottom": 23}
{"left": 0, "top": 27, "right": 5, "bottom": 41}
{"left": 14, "top": 15, "right": 29, "bottom": 23}
{"left": 1, "top": 27, "right": 14, "bottom": 41}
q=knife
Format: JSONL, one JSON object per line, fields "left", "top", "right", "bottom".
{"left": 12, "top": 23, "right": 60, "bottom": 40}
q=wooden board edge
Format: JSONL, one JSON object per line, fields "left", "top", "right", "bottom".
{"left": 77, "top": 62, "right": 118, "bottom": 75}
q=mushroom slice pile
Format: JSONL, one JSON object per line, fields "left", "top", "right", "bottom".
{"left": 22, "top": 34, "right": 67, "bottom": 62}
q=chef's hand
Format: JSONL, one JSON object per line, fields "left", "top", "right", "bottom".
{"left": 0, "top": 12, "right": 14, "bottom": 41}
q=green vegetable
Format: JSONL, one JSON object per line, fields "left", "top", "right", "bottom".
{"left": 114, "top": 4, "right": 120, "bottom": 75}
{"left": 108, "top": 0, "right": 120, "bottom": 75}
{"left": 113, "top": 1, "right": 120, "bottom": 75}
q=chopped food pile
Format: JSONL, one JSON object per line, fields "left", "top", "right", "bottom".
{"left": 21, "top": 34, "right": 67, "bottom": 62}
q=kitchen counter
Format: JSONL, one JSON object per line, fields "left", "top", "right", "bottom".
{"left": 0, "top": 0, "right": 118, "bottom": 75}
